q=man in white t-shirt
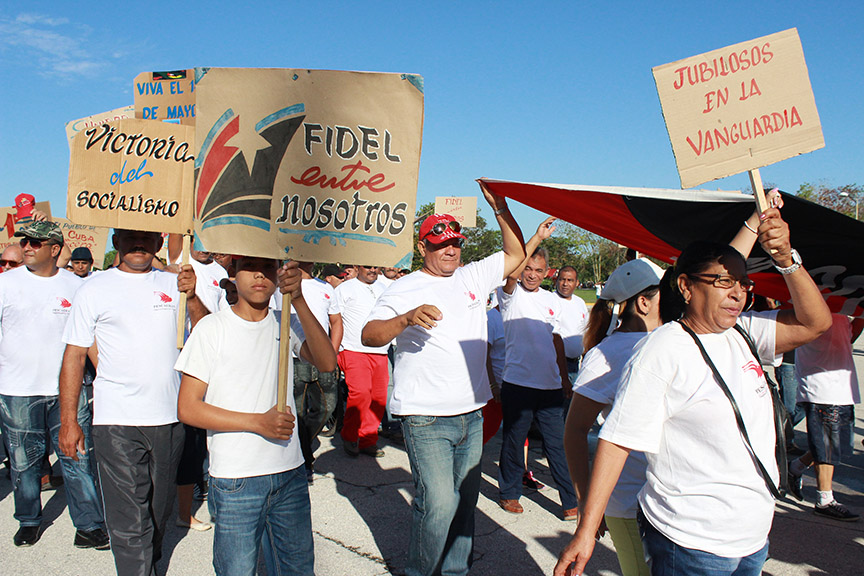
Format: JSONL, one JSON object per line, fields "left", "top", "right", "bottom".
{"left": 176, "top": 257, "right": 336, "bottom": 576}
{"left": 554, "top": 265, "right": 588, "bottom": 381}
{"left": 58, "top": 229, "right": 207, "bottom": 576}
{"left": 376, "top": 266, "right": 399, "bottom": 289}
{"left": 333, "top": 265, "right": 388, "bottom": 457}
{"left": 362, "top": 183, "right": 525, "bottom": 576}
{"left": 788, "top": 313, "right": 864, "bottom": 521}
{"left": 291, "top": 261, "right": 342, "bottom": 481}
{"left": 497, "top": 240, "right": 578, "bottom": 520}
{"left": 0, "top": 221, "right": 107, "bottom": 549}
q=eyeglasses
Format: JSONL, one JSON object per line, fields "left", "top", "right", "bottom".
{"left": 19, "top": 237, "right": 53, "bottom": 250}
{"left": 0, "top": 259, "right": 22, "bottom": 268}
{"left": 689, "top": 273, "right": 754, "bottom": 292}
{"left": 422, "top": 220, "right": 461, "bottom": 241}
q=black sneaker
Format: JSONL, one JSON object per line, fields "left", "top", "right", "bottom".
{"left": 814, "top": 501, "right": 860, "bottom": 522}
{"left": 522, "top": 470, "right": 545, "bottom": 491}
{"left": 788, "top": 471, "right": 804, "bottom": 501}
{"left": 13, "top": 525, "right": 41, "bottom": 547}
{"left": 74, "top": 528, "right": 111, "bottom": 550}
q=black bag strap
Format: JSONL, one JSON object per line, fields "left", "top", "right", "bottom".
{"left": 676, "top": 320, "right": 782, "bottom": 499}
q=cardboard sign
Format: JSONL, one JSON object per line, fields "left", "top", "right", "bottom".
{"left": 67, "top": 118, "right": 195, "bottom": 234}
{"left": 134, "top": 69, "right": 196, "bottom": 125}
{"left": 434, "top": 196, "right": 477, "bottom": 227}
{"left": 193, "top": 68, "right": 424, "bottom": 267}
{"left": 653, "top": 28, "right": 824, "bottom": 189}
{"left": 0, "top": 201, "right": 52, "bottom": 253}
{"left": 53, "top": 217, "right": 110, "bottom": 269}
{"left": 65, "top": 105, "right": 136, "bottom": 147}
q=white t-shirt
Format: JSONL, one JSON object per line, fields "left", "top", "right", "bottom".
{"left": 487, "top": 307, "right": 505, "bottom": 385}
{"left": 498, "top": 284, "right": 562, "bottom": 390}
{"left": 375, "top": 276, "right": 395, "bottom": 290}
{"left": 599, "top": 312, "right": 779, "bottom": 557}
{"left": 0, "top": 267, "right": 82, "bottom": 396}
{"left": 366, "top": 252, "right": 505, "bottom": 416}
{"left": 291, "top": 278, "right": 337, "bottom": 360}
{"left": 174, "top": 307, "right": 305, "bottom": 479}
{"left": 796, "top": 313, "right": 860, "bottom": 405}
{"left": 63, "top": 268, "right": 182, "bottom": 426}
{"left": 333, "top": 277, "right": 387, "bottom": 354}
{"left": 557, "top": 293, "right": 588, "bottom": 359}
{"left": 572, "top": 331, "right": 648, "bottom": 519}
{"left": 189, "top": 258, "right": 229, "bottom": 314}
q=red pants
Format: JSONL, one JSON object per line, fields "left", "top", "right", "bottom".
{"left": 338, "top": 350, "right": 389, "bottom": 449}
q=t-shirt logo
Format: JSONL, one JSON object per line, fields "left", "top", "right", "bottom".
{"left": 467, "top": 291, "right": 476, "bottom": 301}
{"left": 57, "top": 297, "right": 72, "bottom": 308}
{"left": 53, "top": 296, "right": 73, "bottom": 315}
{"left": 212, "top": 279, "right": 219, "bottom": 287}
{"left": 548, "top": 308, "right": 554, "bottom": 316}
{"left": 324, "top": 294, "right": 330, "bottom": 300}
{"left": 153, "top": 291, "right": 175, "bottom": 311}
{"left": 742, "top": 360, "right": 763, "bottom": 378}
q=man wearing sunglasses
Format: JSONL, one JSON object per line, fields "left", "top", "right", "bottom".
{"left": 362, "top": 182, "right": 526, "bottom": 576}
{"left": 0, "top": 221, "right": 107, "bottom": 549}
{"left": 0, "top": 243, "right": 24, "bottom": 272}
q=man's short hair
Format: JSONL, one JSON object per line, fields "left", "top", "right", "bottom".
{"left": 530, "top": 247, "right": 549, "bottom": 266}
{"left": 558, "top": 265, "right": 577, "bottom": 278}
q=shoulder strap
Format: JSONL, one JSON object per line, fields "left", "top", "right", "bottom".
{"left": 676, "top": 320, "right": 782, "bottom": 499}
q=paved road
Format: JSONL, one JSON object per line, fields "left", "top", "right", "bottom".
{"left": 2, "top": 351, "right": 863, "bottom": 575}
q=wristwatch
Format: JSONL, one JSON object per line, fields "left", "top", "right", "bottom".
{"left": 773, "top": 249, "right": 802, "bottom": 275}
{"left": 493, "top": 205, "right": 509, "bottom": 216}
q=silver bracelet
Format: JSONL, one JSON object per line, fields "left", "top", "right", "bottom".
{"left": 493, "top": 206, "right": 509, "bottom": 216}
{"left": 743, "top": 220, "right": 758, "bottom": 234}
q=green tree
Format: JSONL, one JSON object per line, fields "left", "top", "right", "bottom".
{"left": 103, "top": 249, "right": 117, "bottom": 269}
{"left": 796, "top": 182, "right": 862, "bottom": 219}
{"left": 552, "top": 222, "right": 622, "bottom": 284}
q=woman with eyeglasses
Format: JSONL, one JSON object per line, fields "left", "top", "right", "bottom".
{"left": 555, "top": 206, "right": 832, "bottom": 576}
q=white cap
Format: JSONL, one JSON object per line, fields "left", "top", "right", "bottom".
{"left": 600, "top": 258, "right": 665, "bottom": 304}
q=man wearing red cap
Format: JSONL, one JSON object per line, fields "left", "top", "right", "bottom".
{"left": 362, "top": 183, "right": 525, "bottom": 576}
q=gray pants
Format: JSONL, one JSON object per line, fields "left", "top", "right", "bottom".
{"left": 93, "top": 423, "right": 184, "bottom": 576}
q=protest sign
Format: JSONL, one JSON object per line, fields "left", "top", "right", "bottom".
{"left": 434, "top": 196, "right": 477, "bottom": 227}
{"left": 67, "top": 118, "right": 195, "bottom": 234}
{"left": 65, "top": 105, "right": 135, "bottom": 147}
{"left": 0, "top": 201, "right": 52, "bottom": 253}
{"left": 653, "top": 28, "right": 824, "bottom": 189}
{"left": 134, "top": 69, "right": 196, "bottom": 125}
{"left": 53, "top": 218, "right": 110, "bottom": 269}
{"left": 193, "top": 67, "right": 424, "bottom": 268}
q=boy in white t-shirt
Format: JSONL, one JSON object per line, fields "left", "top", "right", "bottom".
{"left": 175, "top": 257, "right": 336, "bottom": 576}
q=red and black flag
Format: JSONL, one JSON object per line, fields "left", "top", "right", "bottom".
{"left": 480, "top": 179, "right": 864, "bottom": 317}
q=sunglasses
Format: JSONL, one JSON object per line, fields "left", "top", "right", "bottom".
{"left": 19, "top": 237, "right": 53, "bottom": 250}
{"left": 689, "top": 273, "right": 754, "bottom": 292}
{"left": 0, "top": 259, "right": 22, "bottom": 268}
{"left": 422, "top": 220, "right": 461, "bottom": 241}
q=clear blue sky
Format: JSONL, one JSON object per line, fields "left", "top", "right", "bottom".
{"left": 1, "top": 1, "right": 862, "bottom": 234}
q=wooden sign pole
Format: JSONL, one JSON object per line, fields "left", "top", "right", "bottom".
{"left": 748, "top": 169, "right": 770, "bottom": 214}
{"left": 277, "top": 291, "right": 292, "bottom": 413}
{"left": 176, "top": 235, "right": 190, "bottom": 349}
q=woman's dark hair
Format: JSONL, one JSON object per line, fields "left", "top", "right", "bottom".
{"left": 583, "top": 284, "right": 660, "bottom": 353}
{"left": 660, "top": 241, "right": 746, "bottom": 322}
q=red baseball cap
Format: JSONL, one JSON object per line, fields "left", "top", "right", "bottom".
{"left": 419, "top": 214, "right": 467, "bottom": 245}
{"left": 15, "top": 194, "right": 35, "bottom": 219}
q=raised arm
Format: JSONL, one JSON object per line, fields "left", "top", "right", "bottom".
{"left": 757, "top": 208, "right": 832, "bottom": 354}
{"left": 477, "top": 180, "right": 525, "bottom": 279}
{"left": 729, "top": 189, "right": 783, "bottom": 258}
{"left": 503, "top": 216, "right": 555, "bottom": 294}
{"left": 177, "top": 264, "right": 210, "bottom": 329}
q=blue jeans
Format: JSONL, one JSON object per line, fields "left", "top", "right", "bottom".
{"left": 0, "top": 391, "right": 104, "bottom": 530}
{"left": 775, "top": 363, "right": 805, "bottom": 426}
{"left": 210, "top": 466, "right": 314, "bottom": 576}
{"left": 639, "top": 510, "right": 768, "bottom": 575}
{"left": 499, "top": 383, "right": 577, "bottom": 509}
{"left": 802, "top": 403, "right": 854, "bottom": 464}
{"left": 401, "top": 409, "right": 483, "bottom": 576}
